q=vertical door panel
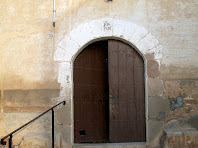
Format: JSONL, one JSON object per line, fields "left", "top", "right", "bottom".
{"left": 74, "top": 41, "right": 107, "bottom": 143}
{"left": 108, "top": 40, "right": 146, "bottom": 142}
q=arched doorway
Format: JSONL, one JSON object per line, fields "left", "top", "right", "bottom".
{"left": 74, "top": 39, "right": 145, "bottom": 143}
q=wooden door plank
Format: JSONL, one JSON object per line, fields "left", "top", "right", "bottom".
{"left": 108, "top": 40, "right": 119, "bottom": 142}
{"left": 108, "top": 40, "right": 146, "bottom": 142}
{"left": 74, "top": 41, "right": 107, "bottom": 143}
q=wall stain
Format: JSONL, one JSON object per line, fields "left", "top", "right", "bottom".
{"left": 169, "top": 96, "right": 183, "bottom": 111}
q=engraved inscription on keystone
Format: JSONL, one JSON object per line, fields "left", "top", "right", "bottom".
{"left": 103, "top": 21, "right": 111, "bottom": 31}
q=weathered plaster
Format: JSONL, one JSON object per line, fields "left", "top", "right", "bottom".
{"left": 1, "top": 0, "right": 198, "bottom": 91}
{"left": 1, "top": 0, "right": 198, "bottom": 147}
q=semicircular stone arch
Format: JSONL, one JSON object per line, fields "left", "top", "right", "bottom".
{"left": 54, "top": 17, "right": 162, "bottom": 144}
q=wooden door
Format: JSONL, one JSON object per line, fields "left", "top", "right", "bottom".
{"left": 74, "top": 41, "right": 107, "bottom": 143}
{"left": 108, "top": 40, "right": 146, "bottom": 142}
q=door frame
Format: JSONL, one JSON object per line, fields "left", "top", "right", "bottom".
{"left": 71, "top": 38, "right": 148, "bottom": 144}
{"left": 54, "top": 17, "right": 162, "bottom": 146}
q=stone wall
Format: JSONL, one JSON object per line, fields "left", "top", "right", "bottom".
{"left": 0, "top": 0, "right": 198, "bottom": 147}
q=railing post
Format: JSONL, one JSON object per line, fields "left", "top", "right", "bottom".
{"left": 9, "top": 135, "right": 12, "bottom": 148}
{"left": 52, "top": 109, "right": 54, "bottom": 148}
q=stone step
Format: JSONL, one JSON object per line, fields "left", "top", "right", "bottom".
{"left": 161, "top": 115, "right": 198, "bottom": 148}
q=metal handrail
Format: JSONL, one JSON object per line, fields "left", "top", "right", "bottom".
{"left": 0, "top": 101, "right": 66, "bottom": 148}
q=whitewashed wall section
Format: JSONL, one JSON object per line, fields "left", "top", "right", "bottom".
{"left": 54, "top": 18, "right": 162, "bottom": 102}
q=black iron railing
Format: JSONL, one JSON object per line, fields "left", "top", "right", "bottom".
{"left": 0, "top": 101, "right": 66, "bottom": 148}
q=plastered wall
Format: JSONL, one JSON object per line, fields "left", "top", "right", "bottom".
{"left": 0, "top": 0, "right": 198, "bottom": 147}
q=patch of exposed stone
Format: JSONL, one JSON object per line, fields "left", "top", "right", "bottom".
{"left": 164, "top": 104, "right": 198, "bottom": 123}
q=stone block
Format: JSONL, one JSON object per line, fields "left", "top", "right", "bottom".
{"left": 147, "top": 60, "right": 160, "bottom": 78}
{"left": 136, "top": 33, "right": 159, "bottom": 55}
{"left": 129, "top": 25, "right": 148, "bottom": 46}
{"left": 148, "top": 78, "right": 164, "bottom": 97}
{"left": 57, "top": 104, "right": 71, "bottom": 125}
{"left": 148, "top": 45, "right": 162, "bottom": 60}
{"left": 58, "top": 87, "right": 71, "bottom": 103}
{"left": 54, "top": 46, "right": 73, "bottom": 62}
{"left": 148, "top": 96, "right": 170, "bottom": 119}
{"left": 58, "top": 124, "right": 72, "bottom": 144}
{"left": 163, "top": 80, "right": 198, "bottom": 99}
{"left": 57, "top": 36, "right": 80, "bottom": 55}
{"left": 148, "top": 119, "right": 163, "bottom": 143}
{"left": 69, "top": 23, "right": 94, "bottom": 47}
{"left": 112, "top": 19, "right": 128, "bottom": 38}
{"left": 122, "top": 22, "right": 138, "bottom": 40}
{"left": 58, "top": 62, "right": 71, "bottom": 84}
{"left": 89, "top": 18, "right": 113, "bottom": 38}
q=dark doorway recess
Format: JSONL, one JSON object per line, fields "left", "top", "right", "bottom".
{"left": 74, "top": 40, "right": 146, "bottom": 143}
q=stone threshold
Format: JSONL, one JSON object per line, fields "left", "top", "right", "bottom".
{"left": 73, "top": 142, "right": 147, "bottom": 148}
